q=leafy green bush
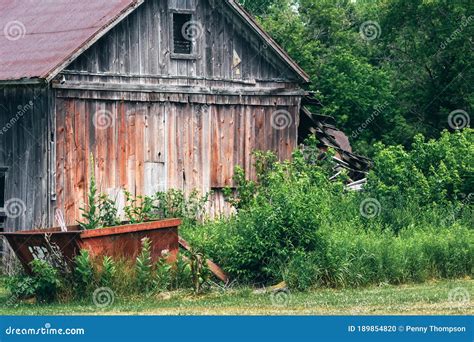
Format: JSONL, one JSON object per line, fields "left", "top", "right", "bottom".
{"left": 366, "top": 130, "right": 473, "bottom": 205}
{"left": 79, "top": 155, "right": 101, "bottom": 230}
{"left": 98, "top": 195, "right": 121, "bottom": 228}
{"left": 136, "top": 237, "right": 153, "bottom": 293}
{"left": 171, "top": 255, "right": 193, "bottom": 290}
{"left": 154, "top": 189, "right": 209, "bottom": 225}
{"left": 74, "top": 250, "right": 95, "bottom": 297}
{"left": 6, "top": 260, "right": 62, "bottom": 303}
{"left": 100, "top": 256, "right": 116, "bottom": 287}
{"left": 30, "top": 259, "right": 62, "bottom": 303}
{"left": 188, "top": 248, "right": 211, "bottom": 294}
{"left": 124, "top": 192, "right": 155, "bottom": 224}
{"left": 154, "top": 257, "right": 172, "bottom": 292}
{"left": 6, "top": 274, "right": 37, "bottom": 300}
{"left": 183, "top": 131, "right": 473, "bottom": 289}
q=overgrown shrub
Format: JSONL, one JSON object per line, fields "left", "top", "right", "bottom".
{"left": 73, "top": 250, "right": 95, "bottom": 297}
{"left": 30, "top": 259, "right": 62, "bottom": 303}
{"left": 100, "top": 256, "right": 116, "bottom": 287}
{"left": 366, "top": 130, "right": 473, "bottom": 205}
{"left": 6, "top": 274, "right": 37, "bottom": 300}
{"left": 6, "top": 260, "right": 62, "bottom": 303}
{"left": 183, "top": 131, "right": 473, "bottom": 289}
{"left": 136, "top": 237, "right": 153, "bottom": 293}
{"left": 170, "top": 255, "right": 193, "bottom": 290}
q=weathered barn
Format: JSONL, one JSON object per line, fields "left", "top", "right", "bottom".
{"left": 0, "top": 0, "right": 309, "bottom": 233}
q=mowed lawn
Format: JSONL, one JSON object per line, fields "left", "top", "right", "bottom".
{"left": 0, "top": 278, "right": 472, "bottom": 315}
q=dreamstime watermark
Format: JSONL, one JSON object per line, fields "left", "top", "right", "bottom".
{"left": 359, "top": 198, "right": 381, "bottom": 219}
{"left": 3, "top": 20, "right": 26, "bottom": 41}
{"left": 313, "top": 27, "right": 326, "bottom": 40}
{"left": 4, "top": 198, "right": 26, "bottom": 219}
{"left": 270, "top": 288, "right": 291, "bottom": 307}
{"left": 93, "top": 109, "right": 115, "bottom": 130}
{"left": 442, "top": 192, "right": 472, "bottom": 226}
{"left": 448, "top": 109, "right": 470, "bottom": 130}
{"left": 5, "top": 323, "right": 85, "bottom": 336}
{"left": 439, "top": 15, "right": 474, "bottom": 51}
{"left": 448, "top": 287, "right": 470, "bottom": 307}
{"left": 182, "top": 21, "right": 204, "bottom": 42}
{"left": 0, "top": 101, "right": 35, "bottom": 136}
{"left": 196, "top": 104, "right": 210, "bottom": 116}
{"left": 271, "top": 110, "right": 293, "bottom": 130}
{"left": 352, "top": 101, "right": 389, "bottom": 139}
{"left": 93, "top": 287, "right": 115, "bottom": 308}
{"left": 359, "top": 21, "right": 381, "bottom": 41}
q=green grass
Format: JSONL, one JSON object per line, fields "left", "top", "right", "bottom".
{"left": 0, "top": 278, "right": 472, "bottom": 315}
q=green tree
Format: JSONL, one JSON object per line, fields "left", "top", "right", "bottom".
{"left": 240, "top": 0, "right": 472, "bottom": 153}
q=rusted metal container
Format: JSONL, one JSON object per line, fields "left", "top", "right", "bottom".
{"left": 1, "top": 230, "right": 82, "bottom": 272}
{"left": 0, "top": 219, "right": 180, "bottom": 273}
{"left": 79, "top": 219, "right": 180, "bottom": 263}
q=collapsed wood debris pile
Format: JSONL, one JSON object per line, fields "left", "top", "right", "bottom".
{"left": 299, "top": 94, "right": 373, "bottom": 191}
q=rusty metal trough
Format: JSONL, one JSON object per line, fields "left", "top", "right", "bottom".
{"left": 0, "top": 219, "right": 180, "bottom": 273}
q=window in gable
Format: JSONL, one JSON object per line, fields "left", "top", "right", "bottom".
{"left": 172, "top": 13, "right": 193, "bottom": 55}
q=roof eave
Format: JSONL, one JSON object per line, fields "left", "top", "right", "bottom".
{"left": 0, "top": 78, "right": 46, "bottom": 86}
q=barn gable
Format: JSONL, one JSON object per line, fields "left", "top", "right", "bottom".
{"left": 65, "top": 0, "right": 307, "bottom": 82}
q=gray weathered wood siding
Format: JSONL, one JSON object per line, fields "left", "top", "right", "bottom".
{"left": 0, "top": 85, "right": 53, "bottom": 231}
{"left": 65, "top": 0, "right": 297, "bottom": 82}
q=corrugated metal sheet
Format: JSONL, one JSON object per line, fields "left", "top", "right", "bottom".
{"left": 0, "top": 0, "right": 140, "bottom": 81}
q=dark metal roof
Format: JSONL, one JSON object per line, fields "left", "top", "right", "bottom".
{"left": 0, "top": 0, "right": 143, "bottom": 82}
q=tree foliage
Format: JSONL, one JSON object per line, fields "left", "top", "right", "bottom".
{"left": 239, "top": 0, "right": 472, "bottom": 154}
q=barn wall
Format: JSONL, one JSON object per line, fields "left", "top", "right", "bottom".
{"left": 52, "top": 0, "right": 304, "bottom": 224}
{"left": 53, "top": 93, "right": 300, "bottom": 224}
{"left": 0, "top": 85, "right": 52, "bottom": 232}
{"left": 65, "top": 0, "right": 298, "bottom": 82}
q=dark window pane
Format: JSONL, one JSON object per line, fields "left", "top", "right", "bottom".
{"left": 173, "top": 13, "right": 192, "bottom": 54}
